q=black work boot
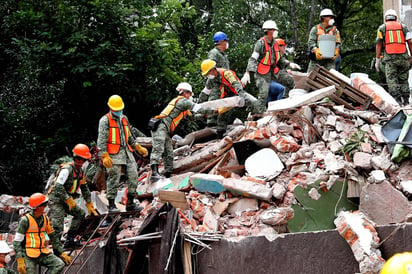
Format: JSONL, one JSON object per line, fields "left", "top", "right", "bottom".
{"left": 108, "top": 199, "right": 120, "bottom": 213}
{"left": 150, "top": 164, "right": 163, "bottom": 182}
{"left": 64, "top": 231, "right": 81, "bottom": 249}
{"left": 164, "top": 171, "right": 172, "bottom": 178}
{"left": 125, "top": 195, "right": 143, "bottom": 212}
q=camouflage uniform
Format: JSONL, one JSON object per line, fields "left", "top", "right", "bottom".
{"left": 307, "top": 24, "right": 341, "bottom": 73}
{"left": 13, "top": 212, "right": 65, "bottom": 274}
{"left": 377, "top": 23, "right": 411, "bottom": 104}
{"left": 150, "top": 97, "right": 214, "bottom": 173}
{"left": 97, "top": 114, "right": 139, "bottom": 201}
{"left": 0, "top": 265, "right": 16, "bottom": 274}
{"left": 246, "top": 36, "right": 290, "bottom": 113}
{"left": 47, "top": 161, "right": 91, "bottom": 241}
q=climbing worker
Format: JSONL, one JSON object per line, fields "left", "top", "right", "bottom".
{"left": 202, "top": 59, "right": 258, "bottom": 137}
{"left": 0, "top": 241, "right": 15, "bottom": 274}
{"left": 241, "top": 20, "right": 293, "bottom": 113}
{"left": 97, "top": 95, "right": 148, "bottom": 212}
{"left": 13, "top": 193, "right": 71, "bottom": 274}
{"left": 376, "top": 9, "right": 412, "bottom": 105}
{"left": 47, "top": 143, "right": 97, "bottom": 249}
{"left": 149, "top": 82, "right": 215, "bottom": 182}
{"left": 307, "top": 8, "right": 341, "bottom": 73}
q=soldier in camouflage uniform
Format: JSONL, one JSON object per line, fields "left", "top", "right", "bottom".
{"left": 47, "top": 144, "right": 97, "bottom": 249}
{"left": 241, "top": 20, "right": 292, "bottom": 113}
{"left": 306, "top": 9, "right": 341, "bottom": 73}
{"left": 150, "top": 82, "right": 215, "bottom": 182}
{"left": 13, "top": 193, "right": 71, "bottom": 274}
{"left": 97, "top": 95, "right": 148, "bottom": 212}
{"left": 201, "top": 59, "right": 257, "bottom": 137}
{"left": 376, "top": 9, "right": 412, "bottom": 105}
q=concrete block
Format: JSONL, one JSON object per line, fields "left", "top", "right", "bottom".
{"left": 244, "top": 148, "right": 284, "bottom": 179}
{"left": 353, "top": 152, "right": 372, "bottom": 169}
{"left": 260, "top": 207, "right": 294, "bottom": 226}
{"left": 223, "top": 178, "right": 273, "bottom": 201}
{"left": 227, "top": 198, "right": 259, "bottom": 215}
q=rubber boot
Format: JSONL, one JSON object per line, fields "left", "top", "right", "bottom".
{"left": 150, "top": 164, "right": 163, "bottom": 182}
{"left": 108, "top": 199, "right": 120, "bottom": 213}
{"left": 164, "top": 171, "right": 172, "bottom": 178}
{"left": 125, "top": 195, "right": 143, "bottom": 212}
{"left": 64, "top": 231, "right": 81, "bottom": 249}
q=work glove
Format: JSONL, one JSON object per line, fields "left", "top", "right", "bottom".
{"left": 375, "top": 57, "right": 381, "bottom": 72}
{"left": 289, "top": 63, "right": 301, "bottom": 70}
{"left": 17, "top": 258, "right": 26, "bottom": 274}
{"left": 313, "top": 48, "right": 322, "bottom": 60}
{"left": 60, "top": 252, "right": 72, "bottom": 265}
{"left": 135, "top": 144, "right": 148, "bottom": 157}
{"left": 241, "top": 72, "right": 250, "bottom": 86}
{"left": 217, "top": 107, "right": 232, "bottom": 115}
{"left": 65, "top": 197, "right": 76, "bottom": 210}
{"left": 86, "top": 201, "right": 98, "bottom": 216}
{"left": 332, "top": 48, "right": 339, "bottom": 60}
{"left": 101, "top": 152, "right": 113, "bottom": 168}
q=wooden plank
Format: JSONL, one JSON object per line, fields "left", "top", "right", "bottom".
{"left": 158, "top": 190, "right": 189, "bottom": 210}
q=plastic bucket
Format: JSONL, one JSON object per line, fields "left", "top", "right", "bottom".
{"left": 318, "top": 35, "right": 336, "bottom": 59}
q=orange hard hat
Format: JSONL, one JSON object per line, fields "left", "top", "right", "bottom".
{"left": 276, "top": 38, "right": 286, "bottom": 46}
{"left": 72, "top": 144, "right": 92, "bottom": 159}
{"left": 29, "top": 193, "right": 48, "bottom": 208}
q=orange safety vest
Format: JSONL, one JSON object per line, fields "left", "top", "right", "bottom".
{"left": 47, "top": 162, "right": 85, "bottom": 194}
{"left": 384, "top": 21, "right": 406, "bottom": 54}
{"left": 217, "top": 68, "right": 242, "bottom": 98}
{"left": 155, "top": 96, "right": 191, "bottom": 133}
{"left": 25, "top": 214, "right": 53, "bottom": 258}
{"left": 0, "top": 263, "right": 4, "bottom": 268}
{"left": 257, "top": 37, "right": 281, "bottom": 75}
{"left": 316, "top": 24, "right": 336, "bottom": 40}
{"left": 106, "top": 112, "right": 133, "bottom": 154}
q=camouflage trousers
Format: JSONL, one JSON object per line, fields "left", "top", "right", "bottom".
{"left": 307, "top": 59, "right": 335, "bottom": 73}
{"left": 385, "top": 58, "right": 410, "bottom": 105}
{"left": 105, "top": 160, "right": 138, "bottom": 200}
{"left": 24, "top": 253, "right": 65, "bottom": 274}
{"left": 49, "top": 201, "right": 85, "bottom": 241}
{"left": 206, "top": 88, "right": 220, "bottom": 126}
{"left": 274, "top": 70, "right": 295, "bottom": 98}
{"left": 150, "top": 122, "right": 174, "bottom": 174}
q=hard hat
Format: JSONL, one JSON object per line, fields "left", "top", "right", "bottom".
{"left": 29, "top": 193, "right": 48, "bottom": 209}
{"left": 0, "top": 241, "right": 11, "bottom": 254}
{"left": 201, "top": 59, "right": 216, "bottom": 76}
{"left": 320, "top": 8, "right": 335, "bottom": 17}
{"left": 72, "top": 143, "right": 92, "bottom": 160}
{"left": 213, "top": 31, "right": 228, "bottom": 43}
{"left": 380, "top": 252, "right": 412, "bottom": 274}
{"left": 262, "top": 20, "right": 278, "bottom": 30}
{"left": 176, "top": 82, "right": 193, "bottom": 94}
{"left": 276, "top": 38, "right": 286, "bottom": 46}
{"left": 385, "top": 9, "right": 397, "bottom": 20}
{"left": 107, "top": 95, "right": 124, "bottom": 111}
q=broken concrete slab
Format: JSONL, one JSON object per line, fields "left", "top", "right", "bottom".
{"left": 222, "top": 178, "right": 273, "bottom": 201}
{"left": 244, "top": 148, "right": 284, "bottom": 178}
{"left": 189, "top": 173, "right": 225, "bottom": 194}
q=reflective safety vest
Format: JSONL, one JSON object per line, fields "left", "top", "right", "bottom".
{"left": 0, "top": 263, "right": 4, "bottom": 268}
{"left": 384, "top": 21, "right": 406, "bottom": 54}
{"left": 155, "top": 96, "right": 191, "bottom": 133}
{"left": 25, "top": 214, "right": 53, "bottom": 258}
{"left": 257, "top": 37, "right": 281, "bottom": 75}
{"left": 316, "top": 24, "right": 336, "bottom": 38}
{"left": 217, "top": 68, "right": 242, "bottom": 98}
{"left": 106, "top": 113, "right": 133, "bottom": 154}
{"left": 48, "top": 162, "right": 85, "bottom": 195}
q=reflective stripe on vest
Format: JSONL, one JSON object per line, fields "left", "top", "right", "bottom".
{"left": 106, "top": 113, "right": 133, "bottom": 154}
{"left": 25, "top": 214, "right": 52, "bottom": 258}
{"left": 217, "top": 68, "right": 241, "bottom": 98}
{"left": 384, "top": 21, "right": 406, "bottom": 54}
{"left": 316, "top": 24, "right": 335, "bottom": 41}
{"left": 155, "top": 96, "right": 190, "bottom": 133}
{"left": 257, "top": 37, "right": 280, "bottom": 75}
{"left": 48, "top": 162, "right": 84, "bottom": 194}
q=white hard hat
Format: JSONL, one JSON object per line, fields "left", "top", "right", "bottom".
{"left": 262, "top": 20, "right": 278, "bottom": 30}
{"left": 385, "top": 9, "right": 397, "bottom": 20}
{"left": 0, "top": 241, "right": 12, "bottom": 253}
{"left": 320, "top": 8, "right": 335, "bottom": 17}
{"left": 176, "top": 82, "right": 192, "bottom": 94}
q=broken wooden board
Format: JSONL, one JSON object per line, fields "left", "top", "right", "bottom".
{"left": 158, "top": 190, "right": 189, "bottom": 210}
{"left": 287, "top": 180, "right": 358, "bottom": 233}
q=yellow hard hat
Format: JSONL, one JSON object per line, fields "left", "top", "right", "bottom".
{"left": 380, "top": 252, "right": 412, "bottom": 274}
{"left": 107, "top": 95, "right": 124, "bottom": 111}
{"left": 201, "top": 59, "right": 216, "bottom": 76}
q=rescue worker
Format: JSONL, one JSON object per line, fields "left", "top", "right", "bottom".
{"left": 47, "top": 144, "right": 97, "bottom": 248}
{"left": 307, "top": 8, "right": 341, "bottom": 73}
{"left": 97, "top": 95, "right": 148, "bottom": 212}
{"left": 13, "top": 193, "right": 71, "bottom": 274}
{"left": 201, "top": 59, "right": 258, "bottom": 137}
{"left": 380, "top": 252, "right": 412, "bottom": 273}
{"left": 150, "top": 82, "right": 215, "bottom": 182}
{"left": 376, "top": 9, "right": 412, "bottom": 105}
{"left": 0, "top": 241, "right": 15, "bottom": 274}
{"left": 241, "top": 20, "right": 293, "bottom": 113}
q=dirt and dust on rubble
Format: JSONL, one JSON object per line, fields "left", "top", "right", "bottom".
{"left": 2, "top": 65, "right": 412, "bottom": 273}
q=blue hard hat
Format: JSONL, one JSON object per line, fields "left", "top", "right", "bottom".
{"left": 213, "top": 31, "right": 228, "bottom": 43}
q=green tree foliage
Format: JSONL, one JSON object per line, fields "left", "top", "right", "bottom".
{"left": 0, "top": 0, "right": 383, "bottom": 195}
